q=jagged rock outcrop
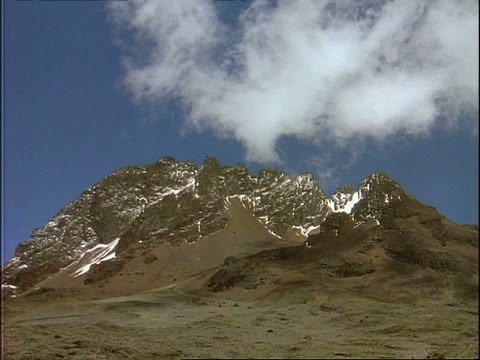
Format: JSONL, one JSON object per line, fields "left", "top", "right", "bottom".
{"left": 204, "top": 257, "right": 265, "bottom": 292}
{"left": 3, "top": 157, "right": 477, "bottom": 296}
{"left": 3, "top": 156, "right": 327, "bottom": 293}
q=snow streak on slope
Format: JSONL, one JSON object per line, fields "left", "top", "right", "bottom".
{"left": 292, "top": 225, "right": 321, "bottom": 237}
{"left": 71, "top": 238, "right": 120, "bottom": 277}
{"left": 326, "top": 190, "right": 362, "bottom": 214}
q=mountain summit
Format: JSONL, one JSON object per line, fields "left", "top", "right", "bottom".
{"left": 2, "top": 156, "right": 477, "bottom": 298}
{"left": 3, "top": 156, "right": 478, "bottom": 359}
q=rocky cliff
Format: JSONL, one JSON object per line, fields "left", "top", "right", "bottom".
{"left": 2, "top": 156, "right": 477, "bottom": 297}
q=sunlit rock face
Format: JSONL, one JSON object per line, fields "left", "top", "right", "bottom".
{"left": 3, "top": 156, "right": 476, "bottom": 295}
{"left": 3, "top": 156, "right": 327, "bottom": 292}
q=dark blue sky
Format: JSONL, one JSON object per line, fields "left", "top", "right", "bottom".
{"left": 2, "top": 1, "right": 478, "bottom": 263}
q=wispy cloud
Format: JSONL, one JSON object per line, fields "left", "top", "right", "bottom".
{"left": 107, "top": 0, "right": 479, "bottom": 163}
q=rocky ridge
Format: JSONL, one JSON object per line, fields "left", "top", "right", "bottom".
{"left": 2, "top": 156, "right": 477, "bottom": 296}
{"left": 3, "top": 156, "right": 327, "bottom": 293}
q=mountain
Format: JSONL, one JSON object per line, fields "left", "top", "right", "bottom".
{"left": 3, "top": 156, "right": 478, "bottom": 359}
{"left": 2, "top": 156, "right": 478, "bottom": 299}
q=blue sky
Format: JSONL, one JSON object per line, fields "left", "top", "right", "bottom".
{"left": 2, "top": 0, "right": 478, "bottom": 263}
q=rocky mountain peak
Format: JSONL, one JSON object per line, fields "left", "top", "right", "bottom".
{"left": 324, "top": 172, "right": 407, "bottom": 220}
{"left": 360, "top": 172, "right": 404, "bottom": 196}
{"left": 2, "top": 157, "right": 328, "bottom": 293}
{"left": 4, "top": 157, "right": 473, "bottom": 298}
{"left": 201, "top": 156, "right": 223, "bottom": 172}
{"left": 352, "top": 172, "right": 407, "bottom": 221}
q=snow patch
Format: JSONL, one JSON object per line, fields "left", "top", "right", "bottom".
{"left": 2, "top": 284, "right": 18, "bottom": 297}
{"left": 2, "top": 284, "right": 18, "bottom": 289}
{"left": 151, "top": 228, "right": 168, "bottom": 235}
{"left": 225, "top": 194, "right": 254, "bottom": 209}
{"left": 327, "top": 190, "right": 362, "bottom": 214}
{"left": 258, "top": 215, "right": 269, "bottom": 226}
{"left": 292, "top": 225, "right": 320, "bottom": 237}
{"left": 266, "top": 228, "right": 282, "bottom": 239}
{"left": 255, "top": 214, "right": 281, "bottom": 239}
{"left": 149, "top": 177, "right": 197, "bottom": 205}
{"left": 9, "top": 256, "right": 21, "bottom": 265}
{"left": 71, "top": 238, "right": 120, "bottom": 277}
{"left": 353, "top": 222, "right": 364, "bottom": 229}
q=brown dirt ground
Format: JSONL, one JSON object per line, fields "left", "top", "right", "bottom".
{"left": 3, "top": 257, "right": 478, "bottom": 359}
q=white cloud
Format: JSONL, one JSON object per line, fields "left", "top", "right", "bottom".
{"left": 107, "top": 0, "right": 479, "bottom": 163}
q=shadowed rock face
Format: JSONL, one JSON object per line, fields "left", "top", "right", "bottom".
{"left": 305, "top": 257, "right": 376, "bottom": 278}
{"left": 205, "top": 258, "right": 265, "bottom": 292}
{"left": 2, "top": 157, "right": 478, "bottom": 296}
{"left": 83, "top": 260, "right": 125, "bottom": 286}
